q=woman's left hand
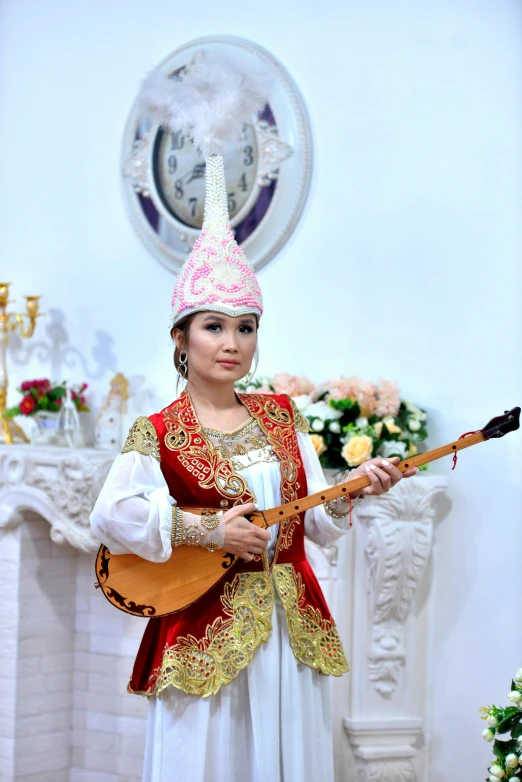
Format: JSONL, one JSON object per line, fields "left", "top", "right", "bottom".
{"left": 349, "top": 456, "right": 418, "bottom": 498}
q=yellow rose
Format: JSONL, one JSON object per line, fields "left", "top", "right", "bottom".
{"left": 310, "top": 434, "right": 327, "bottom": 457}
{"left": 374, "top": 421, "right": 383, "bottom": 438}
{"left": 406, "top": 443, "right": 418, "bottom": 458}
{"left": 342, "top": 435, "right": 374, "bottom": 467}
{"left": 383, "top": 417, "right": 402, "bottom": 435}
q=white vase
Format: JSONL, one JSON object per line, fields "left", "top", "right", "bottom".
{"left": 30, "top": 410, "right": 87, "bottom": 448}
{"left": 31, "top": 411, "right": 67, "bottom": 446}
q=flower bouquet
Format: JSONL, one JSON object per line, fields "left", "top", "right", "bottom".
{"left": 236, "top": 373, "right": 427, "bottom": 471}
{"left": 480, "top": 668, "right": 522, "bottom": 781}
{"left": 3, "top": 379, "right": 89, "bottom": 446}
{"left": 3, "top": 379, "right": 89, "bottom": 418}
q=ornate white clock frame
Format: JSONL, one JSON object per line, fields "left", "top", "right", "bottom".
{"left": 0, "top": 445, "right": 447, "bottom": 782}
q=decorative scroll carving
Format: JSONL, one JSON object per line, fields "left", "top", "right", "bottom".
{"left": 0, "top": 446, "right": 114, "bottom": 551}
{"left": 360, "top": 478, "right": 445, "bottom": 698}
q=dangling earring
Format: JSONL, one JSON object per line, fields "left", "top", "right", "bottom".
{"left": 243, "top": 366, "right": 254, "bottom": 385}
{"left": 178, "top": 349, "right": 188, "bottom": 378}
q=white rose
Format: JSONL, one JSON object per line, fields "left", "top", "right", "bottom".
{"left": 505, "top": 755, "right": 519, "bottom": 769}
{"left": 507, "top": 691, "right": 522, "bottom": 705}
{"left": 355, "top": 416, "right": 369, "bottom": 428}
{"left": 490, "top": 765, "right": 505, "bottom": 778}
{"left": 487, "top": 716, "right": 499, "bottom": 727}
{"left": 246, "top": 385, "right": 257, "bottom": 393}
{"left": 408, "top": 418, "right": 421, "bottom": 432}
{"left": 292, "top": 394, "right": 314, "bottom": 412}
{"left": 312, "top": 419, "right": 324, "bottom": 432}
{"left": 514, "top": 668, "right": 522, "bottom": 683}
{"left": 508, "top": 778, "right": 520, "bottom": 782}
{"left": 379, "top": 441, "right": 407, "bottom": 459}
{"left": 483, "top": 728, "right": 495, "bottom": 742}
{"left": 303, "top": 401, "right": 342, "bottom": 422}
{"left": 329, "top": 420, "right": 341, "bottom": 433}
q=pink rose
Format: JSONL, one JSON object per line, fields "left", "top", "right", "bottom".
{"left": 272, "top": 372, "right": 316, "bottom": 398}
{"left": 322, "top": 377, "right": 360, "bottom": 402}
{"left": 322, "top": 377, "right": 378, "bottom": 416}
{"left": 375, "top": 380, "right": 400, "bottom": 418}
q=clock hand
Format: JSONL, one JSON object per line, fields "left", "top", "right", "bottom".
{"left": 186, "top": 162, "right": 206, "bottom": 184}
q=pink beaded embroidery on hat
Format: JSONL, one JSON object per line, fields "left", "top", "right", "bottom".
{"left": 170, "top": 154, "right": 263, "bottom": 328}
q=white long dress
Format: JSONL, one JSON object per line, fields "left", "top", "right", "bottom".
{"left": 90, "top": 428, "right": 352, "bottom": 782}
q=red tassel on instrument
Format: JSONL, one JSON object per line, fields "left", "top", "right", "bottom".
{"left": 452, "top": 431, "right": 479, "bottom": 469}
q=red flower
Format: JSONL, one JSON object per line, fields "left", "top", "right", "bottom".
{"left": 19, "top": 396, "right": 36, "bottom": 415}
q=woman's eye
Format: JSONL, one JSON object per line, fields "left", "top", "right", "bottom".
{"left": 239, "top": 326, "right": 253, "bottom": 333}
{"left": 206, "top": 324, "right": 221, "bottom": 332}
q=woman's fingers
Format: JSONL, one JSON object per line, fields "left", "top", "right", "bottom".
{"left": 224, "top": 502, "right": 257, "bottom": 522}
{"left": 362, "top": 457, "right": 418, "bottom": 494}
{"left": 253, "top": 525, "right": 271, "bottom": 541}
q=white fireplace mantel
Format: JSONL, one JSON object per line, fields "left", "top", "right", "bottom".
{"left": 0, "top": 443, "right": 115, "bottom": 551}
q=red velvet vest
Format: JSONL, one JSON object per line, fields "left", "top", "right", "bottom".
{"left": 128, "top": 391, "right": 348, "bottom": 698}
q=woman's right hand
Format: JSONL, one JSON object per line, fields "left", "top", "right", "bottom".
{"left": 222, "top": 502, "right": 271, "bottom": 562}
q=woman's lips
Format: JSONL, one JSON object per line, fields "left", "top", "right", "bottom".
{"left": 217, "top": 360, "right": 239, "bottom": 368}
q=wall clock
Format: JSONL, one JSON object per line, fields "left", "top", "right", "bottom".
{"left": 121, "top": 35, "right": 313, "bottom": 273}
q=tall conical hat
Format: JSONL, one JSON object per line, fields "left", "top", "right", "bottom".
{"left": 170, "top": 154, "right": 263, "bottom": 328}
{"left": 139, "top": 54, "right": 267, "bottom": 329}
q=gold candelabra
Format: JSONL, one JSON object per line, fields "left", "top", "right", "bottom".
{"left": 0, "top": 283, "right": 42, "bottom": 445}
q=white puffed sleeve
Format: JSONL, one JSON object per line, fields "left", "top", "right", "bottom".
{"left": 298, "top": 431, "right": 354, "bottom": 547}
{"left": 90, "top": 451, "right": 173, "bottom": 562}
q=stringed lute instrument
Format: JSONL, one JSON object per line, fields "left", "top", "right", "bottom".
{"left": 94, "top": 407, "right": 520, "bottom": 618}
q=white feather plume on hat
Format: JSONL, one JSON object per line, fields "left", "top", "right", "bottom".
{"left": 138, "top": 53, "right": 270, "bottom": 158}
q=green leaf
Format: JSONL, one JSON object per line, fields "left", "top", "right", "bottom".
{"left": 497, "top": 712, "right": 521, "bottom": 734}
{"left": 493, "top": 737, "right": 516, "bottom": 756}
{"left": 511, "top": 717, "right": 522, "bottom": 739}
{"left": 2, "top": 407, "right": 20, "bottom": 418}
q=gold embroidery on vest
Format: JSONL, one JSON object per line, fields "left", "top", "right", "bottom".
{"left": 121, "top": 417, "right": 160, "bottom": 461}
{"left": 290, "top": 398, "right": 311, "bottom": 433}
{"left": 152, "top": 572, "right": 274, "bottom": 698}
{"left": 239, "top": 394, "right": 302, "bottom": 552}
{"left": 273, "top": 564, "right": 348, "bottom": 676}
{"left": 162, "top": 391, "right": 254, "bottom": 505}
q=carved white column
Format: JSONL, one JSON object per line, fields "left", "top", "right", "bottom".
{"left": 343, "top": 474, "right": 448, "bottom": 782}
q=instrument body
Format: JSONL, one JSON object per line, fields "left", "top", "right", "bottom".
{"left": 95, "top": 407, "right": 520, "bottom": 617}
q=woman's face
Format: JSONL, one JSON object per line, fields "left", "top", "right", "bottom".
{"left": 174, "top": 311, "right": 257, "bottom": 385}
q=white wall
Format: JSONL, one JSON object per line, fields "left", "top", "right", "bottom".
{"left": 1, "top": 1, "right": 521, "bottom": 779}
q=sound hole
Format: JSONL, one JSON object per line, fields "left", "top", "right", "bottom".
{"left": 320, "top": 495, "right": 325, "bottom": 500}
{"left": 404, "top": 464, "right": 409, "bottom": 468}
{"left": 294, "top": 505, "right": 299, "bottom": 510}
{"left": 279, "top": 511, "right": 284, "bottom": 516}
{"left": 452, "top": 445, "right": 457, "bottom": 450}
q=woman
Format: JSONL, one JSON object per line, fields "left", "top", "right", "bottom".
{"left": 91, "top": 153, "right": 418, "bottom": 782}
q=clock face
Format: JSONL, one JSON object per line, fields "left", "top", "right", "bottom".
{"left": 153, "top": 124, "right": 259, "bottom": 229}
